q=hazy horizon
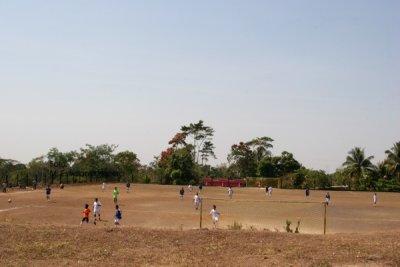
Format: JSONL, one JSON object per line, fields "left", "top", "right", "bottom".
{"left": 1, "top": 1, "right": 399, "bottom": 173}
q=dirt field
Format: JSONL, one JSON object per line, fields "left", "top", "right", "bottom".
{"left": 1, "top": 184, "right": 400, "bottom": 266}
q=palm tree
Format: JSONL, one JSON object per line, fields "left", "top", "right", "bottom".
{"left": 385, "top": 142, "right": 400, "bottom": 180}
{"left": 342, "top": 147, "right": 375, "bottom": 190}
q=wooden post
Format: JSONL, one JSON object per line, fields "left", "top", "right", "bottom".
{"left": 200, "top": 198, "right": 203, "bottom": 229}
{"left": 324, "top": 202, "right": 327, "bottom": 235}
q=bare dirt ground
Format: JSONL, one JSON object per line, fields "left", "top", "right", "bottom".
{"left": 0, "top": 184, "right": 399, "bottom": 266}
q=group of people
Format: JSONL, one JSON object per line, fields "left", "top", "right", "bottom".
{"left": 80, "top": 184, "right": 124, "bottom": 226}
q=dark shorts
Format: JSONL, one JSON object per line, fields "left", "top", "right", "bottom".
{"left": 82, "top": 217, "right": 89, "bottom": 223}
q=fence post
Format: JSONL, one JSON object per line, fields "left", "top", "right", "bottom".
{"left": 200, "top": 198, "right": 203, "bottom": 229}
{"left": 323, "top": 202, "right": 327, "bottom": 235}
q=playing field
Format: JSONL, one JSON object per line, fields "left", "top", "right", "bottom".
{"left": 1, "top": 184, "right": 399, "bottom": 234}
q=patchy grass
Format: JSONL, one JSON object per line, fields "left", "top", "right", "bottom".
{"left": 0, "top": 223, "right": 399, "bottom": 266}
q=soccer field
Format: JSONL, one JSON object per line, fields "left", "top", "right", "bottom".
{"left": 1, "top": 184, "right": 399, "bottom": 234}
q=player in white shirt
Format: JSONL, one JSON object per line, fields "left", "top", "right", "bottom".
{"left": 268, "top": 186, "right": 273, "bottom": 196}
{"left": 101, "top": 182, "right": 106, "bottom": 192}
{"left": 194, "top": 193, "right": 200, "bottom": 210}
{"left": 373, "top": 192, "right": 378, "bottom": 206}
{"left": 93, "top": 198, "right": 102, "bottom": 225}
{"left": 210, "top": 205, "right": 220, "bottom": 228}
{"left": 228, "top": 186, "right": 233, "bottom": 199}
{"left": 188, "top": 184, "right": 193, "bottom": 193}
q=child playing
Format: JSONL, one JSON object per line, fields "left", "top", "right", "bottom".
{"left": 325, "top": 192, "right": 331, "bottom": 206}
{"left": 126, "top": 181, "right": 131, "bottom": 192}
{"left": 114, "top": 205, "right": 122, "bottom": 226}
{"left": 194, "top": 192, "right": 200, "bottom": 210}
{"left": 102, "top": 182, "right": 106, "bottom": 192}
{"left": 93, "top": 198, "right": 102, "bottom": 225}
{"left": 80, "top": 204, "right": 91, "bottom": 225}
{"left": 210, "top": 204, "right": 220, "bottom": 228}
{"left": 179, "top": 187, "right": 185, "bottom": 200}
{"left": 373, "top": 192, "right": 378, "bottom": 206}
{"left": 228, "top": 186, "right": 233, "bottom": 199}
{"left": 45, "top": 185, "right": 51, "bottom": 201}
{"left": 113, "top": 187, "right": 119, "bottom": 204}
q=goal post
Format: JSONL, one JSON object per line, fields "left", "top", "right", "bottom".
{"left": 200, "top": 197, "right": 326, "bottom": 234}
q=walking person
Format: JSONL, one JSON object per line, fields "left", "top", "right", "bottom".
{"left": 373, "top": 192, "right": 378, "bottom": 206}
{"left": 45, "top": 185, "right": 51, "bottom": 201}
{"left": 80, "top": 204, "right": 91, "bottom": 226}
{"left": 114, "top": 205, "right": 122, "bottom": 226}
{"left": 179, "top": 187, "right": 185, "bottom": 200}
{"left": 228, "top": 186, "right": 233, "bottom": 199}
{"left": 210, "top": 205, "right": 220, "bottom": 228}
{"left": 93, "top": 198, "right": 102, "bottom": 225}
{"left": 194, "top": 192, "right": 201, "bottom": 210}
{"left": 325, "top": 192, "right": 331, "bottom": 206}
{"left": 113, "top": 187, "right": 119, "bottom": 204}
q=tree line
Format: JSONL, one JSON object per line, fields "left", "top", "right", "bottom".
{"left": 1, "top": 120, "right": 399, "bottom": 191}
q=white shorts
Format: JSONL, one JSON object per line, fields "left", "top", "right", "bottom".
{"left": 114, "top": 218, "right": 120, "bottom": 223}
{"left": 212, "top": 217, "right": 219, "bottom": 224}
{"left": 94, "top": 210, "right": 100, "bottom": 216}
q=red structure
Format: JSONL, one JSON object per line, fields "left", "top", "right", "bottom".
{"left": 202, "top": 177, "right": 246, "bottom": 187}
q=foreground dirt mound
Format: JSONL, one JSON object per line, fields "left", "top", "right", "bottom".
{"left": 0, "top": 223, "right": 399, "bottom": 266}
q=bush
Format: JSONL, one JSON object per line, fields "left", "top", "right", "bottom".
{"left": 227, "top": 221, "right": 242, "bottom": 230}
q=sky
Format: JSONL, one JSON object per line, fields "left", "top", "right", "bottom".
{"left": 0, "top": 1, "right": 399, "bottom": 172}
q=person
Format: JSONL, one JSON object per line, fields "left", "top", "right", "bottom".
{"left": 325, "top": 192, "right": 331, "bottom": 206}
{"left": 194, "top": 192, "right": 201, "bottom": 210}
{"left": 80, "top": 204, "right": 91, "bottom": 225}
{"left": 113, "top": 187, "right": 119, "bottom": 204}
{"left": 126, "top": 181, "right": 131, "bottom": 192}
{"left": 268, "top": 186, "right": 273, "bottom": 196}
{"left": 45, "top": 185, "right": 51, "bottom": 201}
{"left": 114, "top": 205, "right": 122, "bottom": 226}
{"left": 210, "top": 205, "right": 220, "bottom": 228}
{"left": 305, "top": 188, "right": 310, "bottom": 197}
{"left": 59, "top": 183, "right": 64, "bottom": 190}
{"left": 179, "top": 187, "right": 185, "bottom": 200}
{"left": 188, "top": 184, "right": 193, "bottom": 193}
{"left": 102, "top": 182, "right": 106, "bottom": 192}
{"left": 93, "top": 198, "right": 102, "bottom": 224}
{"left": 199, "top": 184, "right": 203, "bottom": 192}
{"left": 373, "top": 192, "right": 378, "bottom": 206}
{"left": 2, "top": 182, "right": 7, "bottom": 193}
{"left": 228, "top": 186, "right": 233, "bottom": 199}
{"left": 32, "top": 179, "right": 37, "bottom": 190}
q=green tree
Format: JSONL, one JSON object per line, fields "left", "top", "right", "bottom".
{"left": 114, "top": 151, "right": 141, "bottom": 182}
{"left": 385, "top": 142, "right": 400, "bottom": 180}
{"left": 227, "top": 142, "right": 257, "bottom": 178}
{"left": 181, "top": 120, "right": 215, "bottom": 164}
{"left": 342, "top": 147, "right": 375, "bottom": 190}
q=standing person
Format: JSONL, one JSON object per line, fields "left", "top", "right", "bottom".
{"left": 188, "top": 184, "right": 193, "bottom": 193}
{"left": 101, "top": 182, "right": 106, "bottom": 192}
{"left": 126, "top": 181, "right": 131, "bottom": 192}
{"left": 268, "top": 186, "right": 273, "bottom": 196}
{"left": 45, "top": 185, "right": 51, "bottom": 201}
{"left": 113, "top": 187, "right": 119, "bottom": 204}
{"left": 32, "top": 179, "right": 37, "bottom": 190}
{"left": 93, "top": 198, "right": 102, "bottom": 225}
{"left": 179, "top": 187, "right": 185, "bottom": 200}
{"left": 80, "top": 204, "right": 91, "bottom": 226}
{"left": 114, "top": 205, "right": 122, "bottom": 226}
{"left": 2, "top": 182, "right": 7, "bottom": 193}
{"left": 373, "top": 192, "right": 378, "bottom": 206}
{"left": 194, "top": 192, "right": 201, "bottom": 210}
{"left": 199, "top": 184, "right": 203, "bottom": 192}
{"left": 228, "top": 186, "right": 233, "bottom": 199}
{"left": 210, "top": 205, "right": 220, "bottom": 228}
{"left": 305, "top": 188, "right": 310, "bottom": 197}
{"left": 325, "top": 192, "right": 331, "bottom": 206}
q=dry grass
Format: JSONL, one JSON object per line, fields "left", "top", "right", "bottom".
{"left": 0, "top": 223, "right": 400, "bottom": 266}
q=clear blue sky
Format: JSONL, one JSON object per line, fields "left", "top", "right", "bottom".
{"left": 1, "top": 1, "right": 399, "bottom": 172}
